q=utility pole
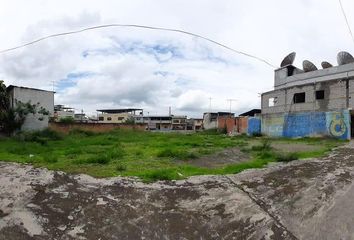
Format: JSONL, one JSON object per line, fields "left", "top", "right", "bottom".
{"left": 227, "top": 99, "right": 237, "bottom": 116}
{"left": 209, "top": 97, "right": 212, "bottom": 112}
{"left": 52, "top": 80, "right": 55, "bottom": 92}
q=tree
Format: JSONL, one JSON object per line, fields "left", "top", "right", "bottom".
{"left": 0, "top": 80, "right": 50, "bottom": 135}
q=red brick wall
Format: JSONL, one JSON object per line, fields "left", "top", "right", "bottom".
{"left": 217, "top": 116, "right": 236, "bottom": 134}
{"left": 218, "top": 116, "right": 248, "bottom": 134}
{"left": 235, "top": 117, "right": 248, "bottom": 134}
{"left": 49, "top": 122, "right": 146, "bottom": 134}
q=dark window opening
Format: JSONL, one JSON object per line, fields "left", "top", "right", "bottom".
{"left": 118, "top": 117, "right": 124, "bottom": 120}
{"left": 107, "top": 117, "right": 112, "bottom": 121}
{"left": 287, "top": 66, "right": 295, "bottom": 76}
{"left": 98, "top": 117, "right": 104, "bottom": 121}
{"left": 293, "top": 92, "right": 305, "bottom": 103}
{"left": 315, "top": 90, "right": 325, "bottom": 100}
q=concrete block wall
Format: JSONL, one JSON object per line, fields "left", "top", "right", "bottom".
{"left": 348, "top": 80, "right": 354, "bottom": 108}
{"left": 262, "top": 80, "right": 348, "bottom": 115}
{"left": 9, "top": 87, "right": 54, "bottom": 131}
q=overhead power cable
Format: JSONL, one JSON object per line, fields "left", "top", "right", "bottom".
{"left": 0, "top": 24, "right": 276, "bottom": 68}
{"left": 338, "top": 0, "right": 354, "bottom": 45}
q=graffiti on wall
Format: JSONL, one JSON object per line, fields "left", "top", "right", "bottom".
{"left": 262, "top": 110, "right": 350, "bottom": 139}
{"left": 326, "top": 111, "right": 350, "bottom": 139}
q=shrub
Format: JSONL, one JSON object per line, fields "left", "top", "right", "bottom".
{"left": 275, "top": 152, "right": 299, "bottom": 162}
{"left": 85, "top": 155, "right": 111, "bottom": 164}
{"left": 251, "top": 132, "right": 263, "bottom": 137}
{"left": 135, "top": 150, "right": 143, "bottom": 156}
{"left": 157, "top": 149, "right": 178, "bottom": 158}
{"left": 16, "top": 128, "right": 62, "bottom": 144}
{"left": 107, "top": 148, "right": 125, "bottom": 159}
{"left": 157, "top": 148, "right": 198, "bottom": 160}
{"left": 69, "top": 128, "right": 96, "bottom": 136}
{"left": 59, "top": 116, "right": 75, "bottom": 124}
{"left": 116, "top": 164, "right": 127, "bottom": 172}
{"left": 257, "top": 150, "right": 274, "bottom": 159}
{"left": 41, "top": 153, "right": 58, "bottom": 163}
{"left": 200, "top": 128, "right": 220, "bottom": 135}
{"left": 251, "top": 138, "right": 272, "bottom": 151}
{"left": 218, "top": 126, "right": 228, "bottom": 134}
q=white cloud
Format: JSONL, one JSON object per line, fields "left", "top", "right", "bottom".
{"left": 0, "top": 0, "right": 354, "bottom": 117}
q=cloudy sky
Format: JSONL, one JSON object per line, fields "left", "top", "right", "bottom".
{"left": 0, "top": 0, "right": 354, "bottom": 117}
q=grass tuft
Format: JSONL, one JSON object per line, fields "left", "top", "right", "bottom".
{"left": 275, "top": 152, "right": 299, "bottom": 162}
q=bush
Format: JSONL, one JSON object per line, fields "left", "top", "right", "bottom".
{"left": 59, "top": 116, "right": 75, "bottom": 124}
{"left": 16, "top": 129, "right": 62, "bottom": 144}
{"left": 251, "top": 132, "right": 263, "bottom": 137}
{"left": 200, "top": 128, "right": 220, "bottom": 135}
{"left": 116, "top": 164, "right": 127, "bottom": 172}
{"left": 85, "top": 155, "right": 111, "bottom": 164}
{"left": 157, "top": 148, "right": 198, "bottom": 160}
{"left": 41, "top": 153, "right": 58, "bottom": 163}
{"left": 218, "top": 126, "right": 228, "bottom": 134}
{"left": 251, "top": 138, "right": 272, "bottom": 151}
{"left": 69, "top": 128, "right": 96, "bottom": 136}
{"left": 256, "top": 150, "right": 274, "bottom": 159}
{"left": 275, "top": 152, "right": 299, "bottom": 163}
{"left": 107, "top": 147, "right": 125, "bottom": 159}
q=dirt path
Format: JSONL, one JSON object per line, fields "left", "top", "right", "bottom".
{"left": 1, "top": 142, "right": 354, "bottom": 239}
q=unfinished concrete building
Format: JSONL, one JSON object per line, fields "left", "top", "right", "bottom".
{"left": 7, "top": 85, "right": 54, "bottom": 131}
{"left": 261, "top": 51, "right": 354, "bottom": 139}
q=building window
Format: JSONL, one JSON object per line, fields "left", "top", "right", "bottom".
{"left": 315, "top": 90, "right": 324, "bottom": 100}
{"left": 268, "top": 97, "right": 277, "bottom": 107}
{"left": 98, "top": 117, "right": 104, "bottom": 121}
{"left": 118, "top": 117, "right": 124, "bottom": 120}
{"left": 107, "top": 117, "right": 112, "bottom": 121}
{"left": 293, "top": 92, "right": 305, "bottom": 103}
{"left": 287, "top": 66, "right": 295, "bottom": 76}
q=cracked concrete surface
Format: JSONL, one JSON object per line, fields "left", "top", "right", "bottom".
{"left": 1, "top": 143, "right": 354, "bottom": 239}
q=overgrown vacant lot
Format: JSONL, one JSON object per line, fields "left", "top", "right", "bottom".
{"left": 0, "top": 129, "right": 345, "bottom": 181}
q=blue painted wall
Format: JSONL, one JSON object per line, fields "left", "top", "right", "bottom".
{"left": 283, "top": 112, "right": 327, "bottom": 138}
{"left": 248, "top": 117, "right": 261, "bottom": 135}
{"left": 262, "top": 110, "right": 350, "bottom": 139}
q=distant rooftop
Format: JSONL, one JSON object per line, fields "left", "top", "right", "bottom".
{"left": 97, "top": 108, "right": 143, "bottom": 114}
{"left": 203, "top": 112, "right": 234, "bottom": 115}
{"left": 54, "top": 105, "right": 74, "bottom": 110}
{"left": 7, "top": 85, "right": 55, "bottom": 93}
{"left": 239, "top": 109, "right": 261, "bottom": 117}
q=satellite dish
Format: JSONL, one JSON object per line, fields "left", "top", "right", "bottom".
{"left": 280, "top": 52, "right": 296, "bottom": 67}
{"left": 337, "top": 51, "right": 354, "bottom": 65}
{"left": 321, "top": 61, "right": 333, "bottom": 69}
{"left": 303, "top": 60, "right": 318, "bottom": 72}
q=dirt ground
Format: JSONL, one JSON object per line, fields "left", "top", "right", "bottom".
{"left": 1, "top": 142, "right": 354, "bottom": 239}
{"left": 271, "top": 142, "right": 322, "bottom": 153}
{"left": 180, "top": 141, "right": 323, "bottom": 168}
{"left": 180, "top": 147, "right": 250, "bottom": 167}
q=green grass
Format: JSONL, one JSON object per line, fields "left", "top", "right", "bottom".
{"left": 0, "top": 128, "right": 344, "bottom": 181}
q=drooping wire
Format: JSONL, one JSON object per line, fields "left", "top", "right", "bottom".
{"left": 0, "top": 24, "right": 276, "bottom": 68}
{"left": 339, "top": 0, "right": 354, "bottom": 44}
